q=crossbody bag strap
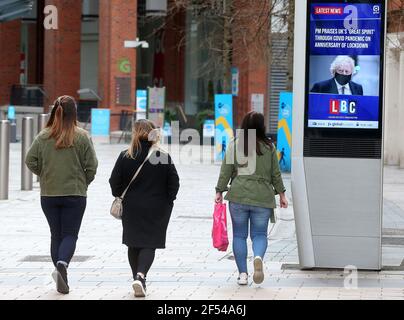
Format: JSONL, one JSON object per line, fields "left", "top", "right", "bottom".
{"left": 119, "top": 146, "right": 156, "bottom": 199}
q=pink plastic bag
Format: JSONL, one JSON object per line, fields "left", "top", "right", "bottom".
{"left": 212, "top": 203, "right": 229, "bottom": 252}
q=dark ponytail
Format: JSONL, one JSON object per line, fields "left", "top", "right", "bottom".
{"left": 239, "top": 111, "right": 272, "bottom": 157}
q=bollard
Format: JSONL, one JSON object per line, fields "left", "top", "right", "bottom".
{"left": 8, "top": 106, "right": 17, "bottom": 143}
{"left": 0, "top": 120, "right": 10, "bottom": 200}
{"left": 10, "top": 120, "right": 17, "bottom": 143}
{"left": 21, "top": 117, "right": 34, "bottom": 191}
{"left": 37, "top": 114, "right": 49, "bottom": 134}
{"left": 36, "top": 114, "right": 49, "bottom": 182}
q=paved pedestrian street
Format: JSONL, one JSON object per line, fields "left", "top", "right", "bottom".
{"left": 1, "top": 142, "right": 404, "bottom": 300}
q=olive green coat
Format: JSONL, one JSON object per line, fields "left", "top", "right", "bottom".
{"left": 25, "top": 127, "right": 98, "bottom": 197}
{"left": 215, "top": 139, "right": 286, "bottom": 211}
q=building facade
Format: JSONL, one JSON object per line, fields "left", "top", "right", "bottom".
{"left": 385, "top": 1, "right": 404, "bottom": 167}
{"left": 0, "top": 0, "right": 275, "bottom": 132}
{"left": 1, "top": 0, "right": 401, "bottom": 153}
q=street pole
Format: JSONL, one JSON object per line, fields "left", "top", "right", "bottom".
{"left": 0, "top": 120, "right": 10, "bottom": 200}
{"left": 37, "top": 113, "right": 48, "bottom": 134}
{"left": 21, "top": 117, "right": 34, "bottom": 191}
{"left": 36, "top": 114, "right": 48, "bottom": 182}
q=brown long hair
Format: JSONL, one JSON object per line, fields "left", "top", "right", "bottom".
{"left": 239, "top": 111, "right": 273, "bottom": 157}
{"left": 126, "top": 119, "right": 160, "bottom": 159}
{"left": 46, "top": 95, "right": 78, "bottom": 149}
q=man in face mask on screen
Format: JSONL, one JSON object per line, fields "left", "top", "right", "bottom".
{"left": 311, "top": 55, "right": 364, "bottom": 96}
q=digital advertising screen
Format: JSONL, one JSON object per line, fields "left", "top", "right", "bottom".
{"left": 305, "top": 1, "right": 385, "bottom": 131}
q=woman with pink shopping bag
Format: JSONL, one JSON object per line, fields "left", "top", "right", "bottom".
{"left": 215, "top": 112, "right": 288, "bottom": 286}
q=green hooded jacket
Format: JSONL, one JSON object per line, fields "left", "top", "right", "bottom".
{"left": 25, "top": 127, "right": 98, "bottom": 197}
{"left": 215, "top": 139, "right": 286, "bottom": 214}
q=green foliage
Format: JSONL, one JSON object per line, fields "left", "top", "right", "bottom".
{"left": 164, "top": 108, "right": 178, "bottom": 123}
{"left": 196, "top": 108, "right": 215, "bottom": 131}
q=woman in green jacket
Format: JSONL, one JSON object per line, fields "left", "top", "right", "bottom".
{"left": 25, "top": 95, "right": 98, "bottom": 294}
{"left": 215, "top": 112, "right": 288, "bottom": 286}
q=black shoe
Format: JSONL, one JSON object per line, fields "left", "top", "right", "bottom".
{"left": 132, "top": 274, "right": 146, "bottom": 297}
{"left": 53, "top": 263, "right": 69, "bottom": 294}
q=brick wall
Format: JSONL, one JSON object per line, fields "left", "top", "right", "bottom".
{"left": 99, "top": 0, "right": 138, "bottom": 131}
{"left": 0, "top": 21, "right": 21, "bottom": 106}
{"left": 43, "top": 0, "right": 82, "bottom": 110}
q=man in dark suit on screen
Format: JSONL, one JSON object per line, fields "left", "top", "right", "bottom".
{"left": 311, "top": 55, "right": 363, "bottom": 96}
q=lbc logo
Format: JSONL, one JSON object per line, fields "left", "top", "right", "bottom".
{"left": 329, "top": 99, "right": 357, "bottom": 115}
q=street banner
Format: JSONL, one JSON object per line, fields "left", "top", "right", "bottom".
{"left": 162, "top": 121, "right": 172, "bottom": 137}
{"left": 148, "top": 87, "right": 165, "bottom": 128}
{"left": 231, "top": 67, "right": 239, "bottom": 96}
{"left": 277, "top": 92, "right": 293, "bottom": 172}
{"left": 7, "top": 106, "right": 15, "bottom": 120}
{"left": 91, "top": 109, "right": 110, "bottom": 136}
{"left": 136, "top": 90, "right": 147, "bottom": 120}
{"left": 215, "top": 94, "right": 233, "bottom": 161}
{"left": 203, "top": 120, "right": 215, "bottom": 138}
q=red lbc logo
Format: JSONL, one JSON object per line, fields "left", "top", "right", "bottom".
{"left": 314, "top": 6, "right": 343, "bottom": 15}
{"left": 330, "top": 99, "right": 357, "bottom": 115}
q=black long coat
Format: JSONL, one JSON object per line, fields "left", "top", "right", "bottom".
{"left": 109, "top": 141, "right": 180, "bottom": 249}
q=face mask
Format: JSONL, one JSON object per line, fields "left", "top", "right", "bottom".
{"left": 335, "top": 72, "right": 352, "bottom": 86}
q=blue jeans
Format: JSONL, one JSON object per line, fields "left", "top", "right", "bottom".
{"left": 41, "top": 196, "right": 86, "bottom": 267}
{"left": 229, "top": 202, "right": 273, "bottom": 274}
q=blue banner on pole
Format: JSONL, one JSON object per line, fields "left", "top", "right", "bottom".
{"left": 8, "top": 106, "right": 15, "bottom": 120}
{"left": 203, "top": 120, "right": 215, "bottom": 138}
{"left": 231, "top": 67, "right": 239, "bottom": 96}
{"left": 162, "top": 121, "right": 172, "bottom": 137}
{"left": 277, "top": 92, "right": 293, "bottom": 172}
{"left": 91, "top": 109, "right": 110, "bottom": 136}
{"left": 215, "top": 94, "right": 233, "bottom": 161}
{"left": 136, "top": 90, "right": 147, "bottom": 120}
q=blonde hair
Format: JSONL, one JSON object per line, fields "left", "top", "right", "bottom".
{"left": 46, "top": 95, "right": 78, "bottom": 149}
{"left": 126, "top": 119, "right": 160, "bottom": 159}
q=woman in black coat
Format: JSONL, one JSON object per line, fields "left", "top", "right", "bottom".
{"left": 109, "top": 119, "right": 180, "bottom": 297}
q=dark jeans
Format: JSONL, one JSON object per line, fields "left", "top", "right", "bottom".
{"left": 41, "top": 196, "right": 87, "bottom": 267}
{"left": 128, "top": 247, "right": 156, "bottom": 279}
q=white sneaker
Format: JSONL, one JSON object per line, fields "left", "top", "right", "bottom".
{"left": 132, "top": 275, "right": 146, "bottom": 297}
{"left": 253, "top": 257, "right": 264, "bottom": 284}
{"left": 237, "top": 273, "right": 248, "bottom": 285}
{"left": 51, "top": 269, "right": 58, "bottom": 283}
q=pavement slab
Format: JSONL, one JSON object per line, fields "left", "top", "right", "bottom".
{"left": 0, "top": 143, "right": 404, "bottom": 299}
